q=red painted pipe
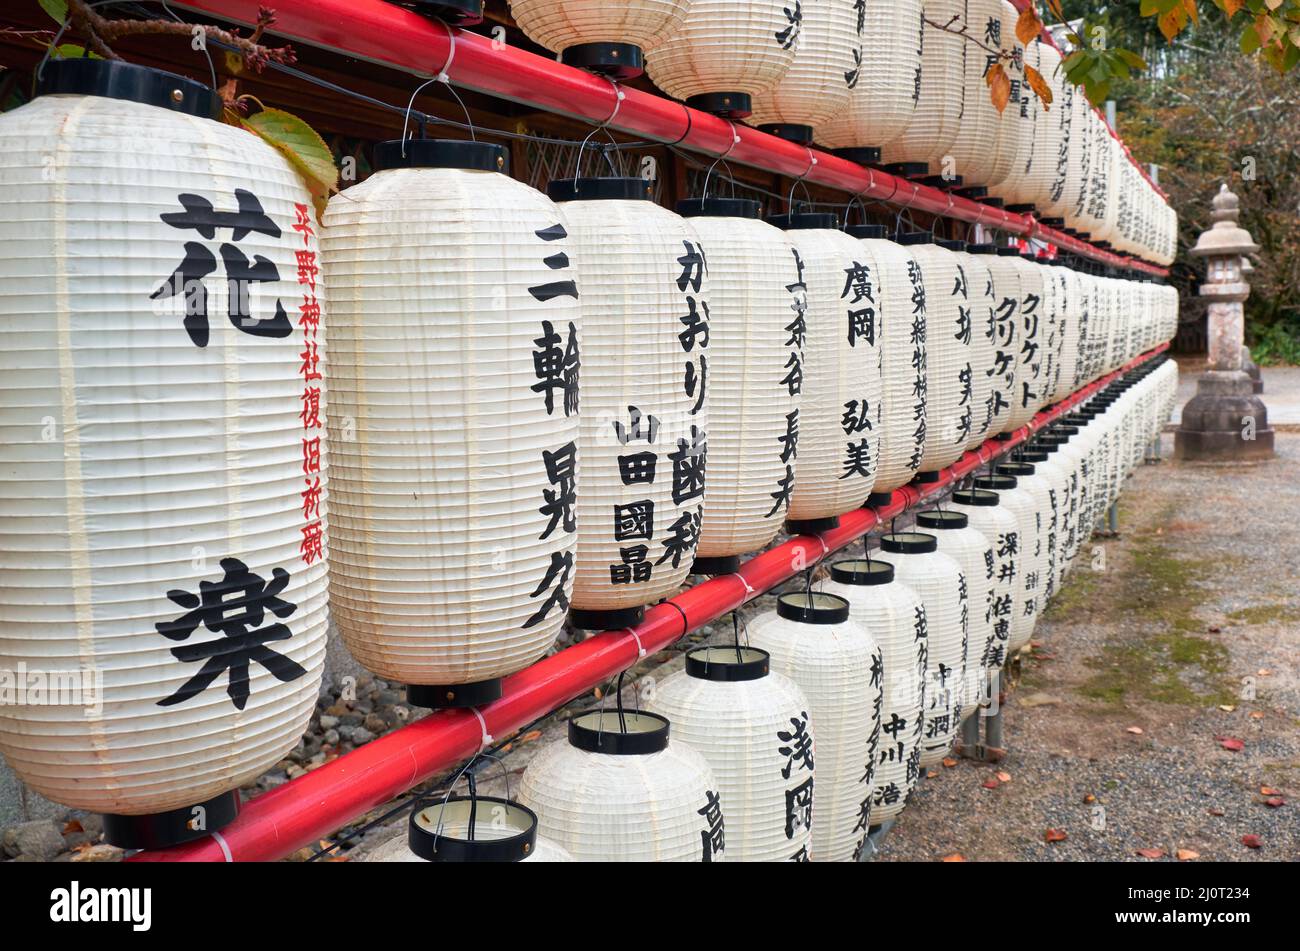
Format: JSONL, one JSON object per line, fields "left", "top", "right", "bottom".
{"left": 129, "top": 342, "right": 1169, "bottom": 861}
{"left": 169, "top": 0, "right": 1166, "bottom": 275}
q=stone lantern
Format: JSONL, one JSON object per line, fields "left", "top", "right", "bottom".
{"left": 1174, "top": 184, "right": 1274, "bottom": 461}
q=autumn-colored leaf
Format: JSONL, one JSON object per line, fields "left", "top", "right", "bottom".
{"left": 1249, "top": 711, "right": 1265, "bottom": 719}
{"left": 1135, "top": 847, "right": 1165, "bottom": 859}
{"left": 1264, "top": 797, "right": 1285, "bottom": 807}
{"left": 1083, "top": 793, "right": 1097, "bottom": 804}
{"left": 1182, "top": 0, "right": 1199, "bottom": 26}
{"left": 62, "top": 819, "right": 84, "bottom": 835}
{"left": 520, "top": 729, "right": 543, "bottom": 743}
{"left": 942, "top": 757, "right": 958, "bottom": 768}
{"left": 1260, "top": 786, "right": 1281, "bottom": 795}
{"left": 982, "top": 779, "right": 1000, "bottom": 789}
{"left": 1044, "top": 828, "right": 1068, "bottom": 843}
{"left": 1208, "top": 806, "right": 1225, "bottom": 816}
{"left": 1158, "top": 6, "right": 1189, "bottom": 41}
{"left": 1241, "top": 834, "right": 1262, "bottom": 848}
{"left": 1016, "top": 6, "right": 1043, "bottom": 45}
{"left": 996, "top": 771, "right": 1012, "bottom": 783}
{"left": 986, "top": 62, "right": 1011, "bottom": 115}
{"left": 1024, "top": 64, "right": 1053, "bottom": 109}
{"left": 1176, "top": 848, "right": 1200, "bottom": 861}
{"left": 1217, "top": 735, "right": 1245, "bottom": 751}
{"left": 1221, "top": 0, "right": 1244, "bottom": 16}
{"left": 1258, "top": 668, "right": 1273, "bottom": 676}
{"left": 240, "top": 107, "right": 339, "bottom": 219}
{"left": 927, "top": 769, "right": 939, "bottom": 779}
{"left": 1127, "top": 726, "right": 1144, "bottom": 735}
{"left": 942, "top": 853, "right": 966, "bottom": 862}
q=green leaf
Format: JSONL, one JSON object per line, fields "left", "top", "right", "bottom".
{"left": 1115, "top": 48, "right": 1150, "bottom": 70}
{"left": 50, "top": 44, "right": 101, "bottom": 60}
{"left": 38, "top": 0, "right": 68, "bottom": 22}
{"left": 1240, "top": 22, "right": 1262, "bottom": 51}
{"left": 240, "top": 107, "right": 339, "bottom": 218}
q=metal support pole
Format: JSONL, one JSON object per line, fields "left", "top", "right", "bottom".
{"left": 1108, "top": 502, "right": 1118, "bottom": 534}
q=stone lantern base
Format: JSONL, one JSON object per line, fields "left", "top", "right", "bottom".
{"left": 1174, "top": 369, "right": 1275, "bottom": 461}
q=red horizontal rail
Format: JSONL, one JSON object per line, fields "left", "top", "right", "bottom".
{"left": 170, "top": 0, "right": 1166, "bottom": 276}
{"left": 128, "top": 341, "right": 1170, "bottom": 862}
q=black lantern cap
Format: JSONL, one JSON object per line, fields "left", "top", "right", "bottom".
{"left": 548, "top": 177, "right": 652, "bottom": 202}
{"left": 407, "top": 796, "right": 538, "bottom": 863}
{"left": 974, "top": 474, "right": 1017, "bottom": 491}
{"left": 954, "top": 488, "right": 1000, "bottom": 507}
{"left": 967, "top": 242, "right": 998, "bottom": 255}
{"left": 37, "top": 58, "right": 221, "bottom": 120}
{"left": 1053, "top": 423, "right": 1081, "bottom": 436}
{"left": 767, "top": 212, "right": 840, "bottom": 231}
{"left": 937, "top": 239, "right": 967, "bottom": 252}
{"left": 881, "top": 531, "right": 938, "bottom": 554}
{"left": 1019, "top": 449, "right": 1049, "bottom": 463}
{"left": 402, "top": 0, "right": 484, "bottom": 25}
{"left": 685, "top": 646, "right": 771, "bottom": 682}
{"left": 758, "top": 123, "right": 815, "bottom": 145}
{"left": 1036, "top": 433, "right": 1067, "bottom": 448}
{"left": 561, "top": 42, "right": 644, "bottom": 81}
{"left": 845, "top": 224, "right": 888, "bottom": 240}
{"left": 776, "top": 592, "right": 850, "bottom": 625}
{"left": 677, "top": 197, "right": 761, "bottom": 219}
{"left": 686, "top": 91, "right": 752, "bottom": 120}
{"left": 997, "top": 462, "right": 1036, "bottom": 477}
{"left": 373, "top": 139, "right": 507, "bottom": 173}
{"left": 917, "top": 510, "right": 970, "bottom": 531}
{"left": 829, "top": 558, "right": 896, "bottom": 586}
{"left": 896, "top": 231, "right": 935, "bottom": 245}
{"left": 102, "top": 789, "right": 239, "bottom": 850}
{"left": 996, "top": 246, "right": 1022, "bottom": 256}
{"left": 568, "top": 710, "right": 670, "bottom": 755}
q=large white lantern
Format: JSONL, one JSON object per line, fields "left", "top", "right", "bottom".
{"left": 0, "top": 60, "right": 329, "bottom": 848}
{"left": 548, "top": 178, "right": 708, "bottom": 630}
{"left": 984, "top": 248, "right": 1023, "bottom": 434}
{"left": 879, "top": 533, "right": 967, "bottom": 768}
{"left": 748, "top": 592, "right": 882, "bottom": 862}
{"left": 774, "top": 214, "right": 883, "bottom": 533}
{"left": 946, "top": 0, "right": 1007, "bottom": 186}
{"left": 1020, "top": 43, "right": 1066, "bottom": 212}
{"left": 984, "top": 0, "right": 1032, "bottom": 197}
{"left": 1000, "top": 254, "right": 1046, "bottom": 433}
{"left": 518, "top": 709, "right": 725, "bottom": 861}
{"left": 947, "top": 489, "right": 1017, "bottom": 671}
{"left": 960, "top": 244, "right": 1000, "bottom": 449}
{"left": 648, "top": 646, "right": 815, "bottom": 861}
{"left": 973, "top": 473, "right": 1043, "bottom": 655}
{"left": 678, "top": 198, "right": 801, "bottom": 574}
{"left": 1014, "top": 447, "right": 1067, "bottom": 602}
{"left": 508, "top": 0, "right": 692, "bottom": 79}
{"left": 749, "top": 0, "right": 864, "bottom": 141}
{"left": 816, "top": 0, "right": 924, "bottom": 160}
{"left": 915, "top": 510, "right": 995, "bottom": 718}
{"left": 818, "top": 559, "right": 926, "bottom": 822}
{"left": 646, "top": 0, "right": 801, "bottom": 118}
{"left": 846, "top": 226, "right": 928, "bottom": 502}
{"left": 324, "top": 139, "right": 579, "bottom": 709}
{"left": 880, "top": 0, "right": 969, "bottom": 174}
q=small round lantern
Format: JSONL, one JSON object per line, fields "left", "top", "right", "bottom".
{"left": 518, "top": 709, "right": 725, "bottom": 861}
{"left": 747, "top": 592, "right": 882, "bottom": 862}
{"left": 947, "top": 489, "right": 1018, "bottom": 673}
{"left": 648, "top": 646, "right": 815, "bottom": 861}
{"left": 508, "top": 0, "right": 692, "bottom": 80}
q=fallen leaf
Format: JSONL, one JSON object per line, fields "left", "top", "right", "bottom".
{"left": 1126, "top": 726, "right": 1144, "bottom": 735}
{"left": 1208, "top": 625, "right": 1221, "bottom": 633}
{"left": 1044, "top": 828, "right": 1068, "bottom": 843}
{"left": 1217, "top": 736, "right": 1245, "bottom": 752}
{"left": 1030, "top": 640, "right": 1044, "bottom": 648}
{"left": 1241, "top": 834, "right": 1262, "bottom": 849}
{"left": 62, "top": 819, "right": 84, "bottom": 835}
{"left": 1176, "top": 848, "right": 1200, "bottom": 861}
{"left": 520, "top": 730, "right": 543, "bottom": 743}
{"left": 1260, "top": 786, "right": 1281, "bottom": 795}
{"left": 1249, "top": 711, "right": 1265, "bottom": 720}
{"left": 942, "top": 757, "right": 958, "bottom": 768}
{"left": 1258, "top": 668, "right": 1273, "bottom": 676}
{"left": 1135, "top": 847, "right": 1165, "bottom": 859}
{"left": 1083, "top": 794, "right": 1096, "bottom": 804}
{"left": 1218, "top": 704, "right": 1236, "bottom": 712}
{"left": 997, "top": 771, "right": 1012, "bottom": 783}
{"left": 1208, "top": 807, "right": 1225, "bottom": 816}
{"left": 982, "top": 779, "right": 1000, "bottom": 789}
{"left": 927, "top": 770, "right": 939, "bottom": 779}
{"left": 1020, "top": 692, "right": 1062, "bottom": 708}
{"left": 1264, "top": 797, "right": 1285, "bottom": 808}
{"left": 942, "top": 853, "right": 966, "bottom": 862}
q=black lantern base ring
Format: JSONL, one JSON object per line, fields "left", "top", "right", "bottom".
{"left": 912, "top": 470, "right": 942, "bottom": 485}
{"left": 881, "top": 161, "right": 929, "bottom": 179}
{"left": 786, "top": 515, "right": 841, "bottom": 535}
{"left": 406, "top": 677, "right": 503, "bottom": 710}
{"left": 569, "top": 605, "right": 646, "bottom": 631}
{"left": 408, "top": 796, "right": 538, "bottom": 862}
{"left": 686, "top": 91, "right": 752, "bottom": 120}
{"left": 832, "top": 146, "right": 882, "bottom": 165}
{"left": 691, "top": 554, "right": 741, "bottom": 575}
{"left": 402, "top": 0, "right": 484, "bottom": 24}
{"left": 865, "top": 491, "right": 895, "bottom": 508}
{"left": 561, "top": 42, "right": 645, "bottom": 81}
{"left": 758, "top": 123, "right": 814, "bottom": 145}
{"left": 102, "top": 789, "right": 240, "bottom": 850}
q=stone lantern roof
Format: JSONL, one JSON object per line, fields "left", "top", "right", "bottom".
{"left": 1189, "top": 184, "right": 1259, "bottom": 258}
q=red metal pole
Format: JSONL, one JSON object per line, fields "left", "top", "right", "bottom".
{"left": 129, "top": 343, "right": 1169, "bottom": 862}
{"left": 170, "top": 0, "right": 1166, "bottom": 276}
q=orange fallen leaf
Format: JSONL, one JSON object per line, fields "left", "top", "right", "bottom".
{"left": 1260, "top": 786, "right": 1281, "bottom": 795}
{"left": 942, "top": 757, "right": 958, "bottom": 768}
{"left": 996, "top": 771, "right": 1012, "bottom": 783}
{"left": 1135, "top": 847, "right": 1165, "bottom": 859}
{"left": 1217, "top": 736, "right": 1245, "bottom": 752}
{"left": 942, "top": 853, "right": 966, "bottom": 862}
{"left": 1030, "top": 640, "right": 1044, "bottom": 648}
{"left": 982, "top": 779, "right": 1000, "bottom": 789}
{"left": 1176, "top": 848, "right": 1200, "bottom": 861}
{"left": 1241, "top": 834, "right": 1262, "bottom": 849}
{"left": 62, "top": 819, "right": 84, "bottom": 835}
{"left": 1083, "top": 794, "right": 1096, "bottom": 804}
{"left": 1218, "top": 704, "right": 1236, "bottom": 712}
{"left": 520, "top": 729, "right": 543, "bottom": 743}
{"left": 1208, "top": 807, "right": 1225, "bottom": 816}
{"left": 1249, "top": 711, "right": 1265, "bottom": 720}
{"left": 1258, "top": 668, "right": 1273, "bottom": 676}
{"left": 1126, "top": 726, "right": 1144, "bottom": 735}
{"left": 1264, "top": 797, "right": 1285, "bottom": 808}
{"left": 1044, "top": 828, "right": 1068, "bottom": 843}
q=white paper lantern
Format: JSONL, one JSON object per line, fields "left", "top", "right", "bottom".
{"left": 958, "top": 246, "right": 999, "bottom": 450}
{"left": 1001, "top": 254, "right": 1046, "bottom": 433}
{"left": 973, "top": 473, "right": 1042, "bottom": 655}
{"left": 519, "top": 709, "right": 725, "bottom": 861}
{"left": 548, "top": 178, "right": 707, "bottom": 629}
{"left": 818, "top": 559, "right": 926, "bottom": 822}
{"left": 984, "top": 249, "right": 1023, "bottom": 432}
{"left": 677, "top": 199, "right": 801, "bottom": 573}
{"left": 777, "top": 215, "right": 883, "bottom": 531}
{"left": 1035, "top": 258, "right": 1065, "bottom": 406}
{"left": 944, "top": 489, "right": 1017, "bottom": 675}
{"left": 816, "top": 0, "right": 924, "bottom": 157}
{"left": 1020, "top": 43, "right": 1065, "bottom": 211}
{"left": 879, "top": 533, "right": 967, "bottom": 768}
{"left": 367, "top": 795, "right": 575, "bottom": 862}
{"left": 947, "top": 0, "right": 1007, "bottom": 186}
{"left": 899, "top": 237, "right": 973, "bottom": 476}
{"left": 1048, "top": 262, "right": 1081, "bottom": 404}
{"left": 1041, "top": 60, "right": 1083, "bottom": 219}
{"left": 645, "top": 0, "right": 801, "bottom": 118}
{"left": 0, "top": 60, "right": 328, "bottom": 847}
{"left": 648, "top": 646, "right": 815, "bottom": 861}
{"left": 508, "top": 0, "right": 692, "bottom": 79}
{"left": 915, "top": 511, "right": 995, "bottom": 719}
{"left": 748, "top": 592, "right": 882, "bottom": 862}
{"left": 749, "top": 0, "right": 863, "bottom": 139}
{"left": 984, "top": 0, "right": 1032, "bottom": 196}
{"left": 323, "top": 139, "right": 579, "bottom": 709}
{"left": 880, "top": 0, "right": 968, "bottom": 171}
{"left": 1014, "top": 447, "right": 1067, "bottom": 602}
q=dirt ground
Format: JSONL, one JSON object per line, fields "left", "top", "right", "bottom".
{"left": 874, "top": 427, "right": 1300, "bottom": 862}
